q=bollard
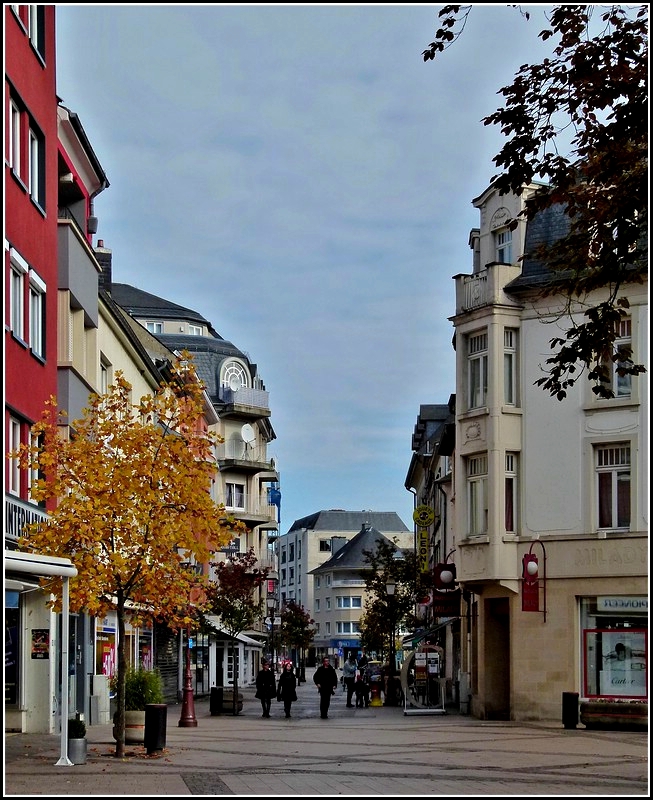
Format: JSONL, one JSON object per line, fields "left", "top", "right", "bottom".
{"left": 562, "top": 691, "right": 579, "bottom": 729}
{"left": 144, "top": 703, "right": 167, "bottom": 754}
{"left": 369, "top": 677, "right": 383, "bottom": 707}
{"left": 210, "top": 686, "right": 223, "bottom": 716}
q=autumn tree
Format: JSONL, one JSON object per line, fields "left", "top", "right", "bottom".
{"left": 359, "top": 539, "right": 427, "bottom": 663}
{"left": 278, "top": 600, "right": 315, "bottom": 679}
{"left": 11, "top": 356, "right": 236, "bottom": 757}
{"left": 424, "top": 5, "right": 648, "bottom": 399}
{"left": 203, "top": 548, "right": 269, "bottom": 715}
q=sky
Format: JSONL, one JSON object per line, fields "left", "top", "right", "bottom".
{"left": 54, "top": 3, "right": 556, "bottom": 534}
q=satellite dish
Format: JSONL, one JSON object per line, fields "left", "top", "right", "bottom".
{"left": 229, "top": 374, "right": 241, "bottom": 391}
{"left": 241, "top": 424, "right": 255, "bottom": 444}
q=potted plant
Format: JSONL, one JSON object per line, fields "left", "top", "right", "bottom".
{"left": 111, "top": 667, "right": 164, "bottom": 744}
{"left": 67, "top": 717, "right": 87, "bottom": 765}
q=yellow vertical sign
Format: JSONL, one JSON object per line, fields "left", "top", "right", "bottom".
{"left": 417, "top": 528, "right": 429, "bottom": 573}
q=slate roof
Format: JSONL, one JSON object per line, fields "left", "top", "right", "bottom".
{"left": 310, "top": 523, "right": 397, "bottom": 574}
{"left": 505, "top": 203, "right": 571, "bottom": 293}
{"left": 287, "top": 510, "right": 409, "bottom": 535}
{"left": 110, "top": 283, "right": 259, "bottom": 404}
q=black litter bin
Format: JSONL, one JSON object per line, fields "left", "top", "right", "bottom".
{"left": 562, "top": 691, "right": 579, "bottom": 729}
{"left": 144, "top": 703, "right": 167, "bottom": 753}
{"left": 210, "top": 686, "right": 223, "bottom": 716}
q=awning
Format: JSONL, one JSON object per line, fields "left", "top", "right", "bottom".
{"left": 204, "top": 616, "right": 263, "bottom": 648}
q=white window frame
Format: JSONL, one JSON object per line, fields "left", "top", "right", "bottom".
{"left": 29, "top": 270, "right": 46, "bottom": 358}
{"left": 146, "top": 321, "right": 163, "bottom": 334}
{"left": 9, "top": 417, "right": 22, "bottom": 495}
{"left": 505, "top": 452, "right": 517, "bottom": 533}
{"left": 27, "top": 430, "right": 40, "bottom": 502}
{"left": 602, "top": 317, "right": 633, "bottom": 399}
{"left": 503, "top": 328, "right": 518, "bottom": 405}
{"left": 29, "top": 4, "right": 46, "bottom": 59}
{"left": 596, "top": 444, "right": 631, "bottom": 530}
{"left": 9, "top": 99, "right": 21, "bottom": 175}
{"left": 495, "top": 227, "right": 512, "bottom": 263}
{"left": 188, "top": 324, "right": 202, "bottom": 336}
{"left": 226, "top": 482, "right": 245, "bottom": 509}
{"left": 467, "top": 454, "right": 488, "bottom": 537}
{"left": 28, "top": 126, "right": 45, "bottom": 208}
{"left": 10, "top": 248, "right": 28, "bottom": 340}
{"left": 467, "top": 331, "right": 488, "bottom": 409}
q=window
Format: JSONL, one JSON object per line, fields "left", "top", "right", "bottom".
{"left": 29, "top": 270, "right": 46, "bottom": 358}
{"left": 325, "top": 622, "right": 331, "bottom": 634}
{"left": 596, "top": 444, "right": 631, "bottom": 530}
{"left": 504, "top": 328, "right": 517, "bottom": 405}
{"left": 27, "top": 431, "right": 41, "bottom": 502}
{"left": 337, "top": 596, "right": 362, "bottom": 609}
{"left": 100, "top": 356, "right": 111, "bottom": 395}
{"left": 9, "top": 417, "right": 22, "bottom": 495}
{"left": 146, "top": 321, "right": 163, "bottom": 334}
{"left": 281, "top": 568, "right": 286, "bottom": 584}
{"left": 289, "top": 543, "right": 295, "bottom": 561}
{"left": 600, "top": 318, "right": 633, "bottom": 398}
{"left": 319, "top": 540, "right": 332, "bottom": 552}
{"left": 315, "top": 599, "right": 320, "bottom": 612}
{"left": 226, "top": 482, "right": 245, "bottom": 509}
{"left": 9, "top": 99, "right": 21, "bottom": 175}
{"left": 289, "top": 568, "right": 294, "bottom": 585}
{"left": 280, "top": 550, "right": 286, "bottom": 564}
{"left": 189, "top": 324, "right": 202, "bottom": 335}
{"left": 10, "top": 249, "right": 28, "bottom": 340}
{"left": 467, "top": 454, "right": 488, "bottom": 536}
{"left": 326, "top": 597, "right": 331, "bottom": 610}
{"left": 495, "top": 228, "right": 512, "bottom": 263}
{"left": 315, "top": 577, "right": 321, "bottom": 589}
{"left": 28, "top": 4, "right": 46, "bottom": 59}
{"left": 467, "top": 331, "right": 488, "bottom": 409}
{"left": 336, "top": 622, "right": 361, "bottom": 634}
{"left": 28, "top": 125, "right": 45, "bottom": 208}
{"left": 222, "top": 361, "right": 248, "bottom": 390}
{"left": 505, "top": 453, "right": 517, "bottom": 533}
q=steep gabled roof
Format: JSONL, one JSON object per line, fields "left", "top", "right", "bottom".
{"left": 310, "top": 523, "right": 397, "bottom": 574}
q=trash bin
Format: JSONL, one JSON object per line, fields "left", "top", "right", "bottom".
{"left": 562, "top": 691, "right": 579, "bottom": 729}
{"left": 210, "top": 686, "right": 223, "bottom": 716}
{"left": 144, "top": 703, "right": 167, "bottom": 753}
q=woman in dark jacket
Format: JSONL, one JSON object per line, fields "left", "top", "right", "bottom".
{"left": 255, "top": 660, "right": 276, "bottom": 718}
{"left": 277, "top": 661, "right": 298, "bottom": 718}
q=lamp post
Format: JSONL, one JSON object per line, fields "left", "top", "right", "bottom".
{"left": 178, "top": 625, "right": 197, "bottom": 727}
{"left": 266, "top": 595, "right": 276, "bottom": 673}
{"left": 385, "top": 578, "right": 397, "bottom": 706}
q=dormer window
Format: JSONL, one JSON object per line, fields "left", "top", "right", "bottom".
{"left": 222, "top": 361, "right": 248, "bottom": 391}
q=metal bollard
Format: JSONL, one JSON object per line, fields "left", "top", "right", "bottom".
{"left": 144, "top": 703, "right": 167, "bottom": 754}
{"left": 562, "top": 692, "right": 579, "bottom": 729}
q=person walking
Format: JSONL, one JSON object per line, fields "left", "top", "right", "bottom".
{"left": 357, "top": 648, "right": 369, "bottom": 674}
{"left": 255, "top": 659, "right": 276, "bottom": 718}
{"left": 276, "top": 661, "right": 298, "bottom": 718}
{"left": 313, "top": 655, "right": 338, "bottom": 719}
{"left": 342, "top": 651, "right": 358, "bottom": 708}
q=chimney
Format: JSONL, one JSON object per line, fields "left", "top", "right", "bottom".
{"left": 95, "top": 241, "right": 112, "bottom": 293}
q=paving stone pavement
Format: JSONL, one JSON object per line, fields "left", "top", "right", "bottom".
{"left": 4, "top": 673, "right": 649, "bottom": 797}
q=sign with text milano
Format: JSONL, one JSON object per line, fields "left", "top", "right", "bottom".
{"left": 432, "top": 588, "right": 461, "bottom": 617}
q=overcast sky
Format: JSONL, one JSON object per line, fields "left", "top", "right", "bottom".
{"left": 55, "top": 4, "right": 555, "bottom": 533}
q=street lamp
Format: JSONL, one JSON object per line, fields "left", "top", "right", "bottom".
{"left": 178, "top": 625, "right": 197, "bottom": 727}
{"left": 266, "top": 595, "right": 276, "bottom": 673}
{"left": 385, "top": 578, "right": 398, "bottom": 706}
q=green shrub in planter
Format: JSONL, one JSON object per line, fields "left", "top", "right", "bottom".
{"left": 111, "top": 667, "right": 164, "bottom": 711}
{"left": 68, "top": 717, "right": 87, "bottom": 739}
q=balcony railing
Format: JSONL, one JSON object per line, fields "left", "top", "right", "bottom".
{"left": 219, "top": 387, "right": 269, "bottom": 411}
{"left": 461, "top": 272, "right": 489, "bottom": 311}
{"left": 216, "top": 493, "right": 278, "bottom": 521}
{"left": 215, "top": 442, "right": 271, "bottom": 464}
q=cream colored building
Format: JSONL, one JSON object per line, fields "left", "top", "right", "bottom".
{"left": 450, "top": 182, "right": 648, "bottom": 721}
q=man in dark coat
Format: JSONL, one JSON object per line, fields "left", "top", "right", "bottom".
{"left": 255, "top": 659, "right": 276, "bottom": 718}
{"left": 313, "top": 656, "right": 338, "bottom": 719}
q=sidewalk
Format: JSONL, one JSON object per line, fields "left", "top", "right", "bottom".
{"left": 5, "top": 674, "right": 648, "bottom": 796}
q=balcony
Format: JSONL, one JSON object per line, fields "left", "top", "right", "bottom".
{"left": 215, "top": 442, "right": 275, "bottom": 473}
{"left": 217, "top": 493, "right": 278, "bottom": 525}
{"left": 219, "top": 387, "right": 270, "bottom": 418}
{"left": 454, "top": 263, "right": 522, "bottom": 315}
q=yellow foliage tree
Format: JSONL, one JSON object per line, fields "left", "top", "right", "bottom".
{"left": 11, "top": 355, "right": 243, "bottom": 757}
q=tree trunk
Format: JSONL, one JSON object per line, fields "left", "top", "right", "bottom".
{"left": 114, "top": 596, "right": 127, "bottom": 758}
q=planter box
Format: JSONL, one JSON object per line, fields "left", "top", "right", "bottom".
{"left": 112, "top": 710, "right": 146, "bottom": 743}
{"left": 68, "top": 737, "right": 87, "bottom": 765}
{"left": 580, "top": 701, "right": 648, "bottom": 731}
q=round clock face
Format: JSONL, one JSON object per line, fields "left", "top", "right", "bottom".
{"left": 413, "top": 505, "right": 435, "bottom": 528}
